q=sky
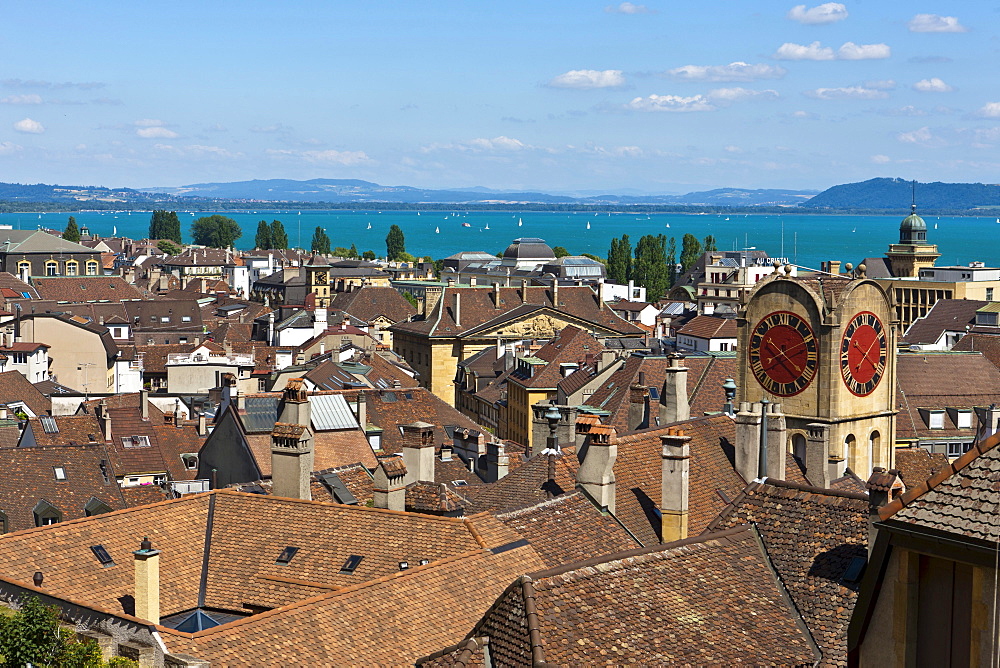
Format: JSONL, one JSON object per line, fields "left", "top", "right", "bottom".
{"left": 0, "top": 1, "right": 997, "bottom": 194}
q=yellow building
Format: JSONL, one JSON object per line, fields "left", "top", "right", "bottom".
{"left": 392, "top": 284, "right": 644, "bottom": 407}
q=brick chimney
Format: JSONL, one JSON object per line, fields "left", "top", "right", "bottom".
{"left": 658, "top": 354, "right": 689, "bottom": 425}
{"left": 660, "top": 427, "right": 692, "bottom": 543}
{"left": 372, "top": 456, "right": 407, "bottom": 511}
{"left": 576, "top": 424, "right": 617, "bottom": 513}
{"left": 627, "top": 382, "right": 650, "bottom": 431}
{"left": 401, "top": 421, "right": 435, "bottom": 484}
{"left": 133, "top": 537, "right": 160, "bottom": 625}
{"left": 865, "top": 467, "right": 902, "bottom": 555}
{"left": 270, "top": 379, "right": 314, "bottom": 500}
{"left": 805, "top": 423, "right": 832, "bottom": 488}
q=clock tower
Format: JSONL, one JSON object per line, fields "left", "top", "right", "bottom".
{"left": 305, "top": 253, "right": 331, "bottom": 308}
{"left": 737, "top": 263, "right": 896, "bottom": 487}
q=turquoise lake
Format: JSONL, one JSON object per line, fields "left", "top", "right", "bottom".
{"left": 3, "top": 209, "right": 994, "bottom": 272}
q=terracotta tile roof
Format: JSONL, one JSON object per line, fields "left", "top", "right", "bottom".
{"left": 880, "top": 431, "right": 1000, "bottom": 543}
{"left": 510, "top": 326, "right": 604, "bottom": 390}
{"left": 363, "top": 388, "right": 486, "bottom": 452}
{"left": 405, "top": 481, "right": 466, "bottom": 513}
{"left": 31, "top": 276, "right": 147, "bottom": 303}
{"left": 416, "top": 637, "right": 487, "bottom": 667}
{"left": 612, "top": 416, "right": 746, "bottom": 546}
{"left": 378, "top": 454, "right": 407, "bottom": 478}
{"left": 706, "top": 479, "right": 870, "bottom": 667}
{"left": 470, "top": 524, "right": 818, "bottom": 666}
{"left": 151, "top": 424, "right": 206, "bottom": 481}
{"left": 0, "top": 370, "right": 51, "bottom": 416}
{"left": 460, "top": 450, "right": 579, "bottom": 514}
{"left": 902, "top": 299, "right": 987, "bottom": 345}
{"left": 894, "top": 447, "right": 949, "bottom": 488}
{"left": 494, "top": 491, "right": 639, "bottom": 567}
{"left": 312, "top": 462, "right": 374, "bottom": 505}
{"left": 952, "top": 332, "right": 1000, "bottom": 371}
{"left": 895, "top": 352, "right": 1000, "bottom": 439}
{"left": 133, "top": 344, "right": 204, "bottom": 374}
{"left": 314, "top": 428, "right": 378, "bottom": 469}
{"left": 677, "top": 314, "right": 737, "bottom": 339}
{"left": 23, "top": 415, "right": 102, "bottom": 446}
{"left": 329, "top": 285, "right": 417, "bottom": 323}
{"left": 0, "top": 443, "right": 126, "bottom": 532}
{"left": 393, "top": 285, "right": 645, "bottom": 338}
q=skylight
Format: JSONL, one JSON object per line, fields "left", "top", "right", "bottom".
{"left": 53, "top": 467, "right": 66, "bottom": 481}
{"left": 40, "top": 416, "right": 59, "bottom": 434}
{"left": 339, "top": 554, "right": 364, "bottom": 574}
{"left": 90, "top": 544, "right": 114, "bottom": 566}
{"left": 275, "top": 546, "right": 299, "bottom": 565}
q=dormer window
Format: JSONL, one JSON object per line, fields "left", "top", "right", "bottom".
{"left": 928, "top": 411, "right": 945, "bottom": 430}
{"left": 955, "top": 410, "right": 972, "bottom": 429}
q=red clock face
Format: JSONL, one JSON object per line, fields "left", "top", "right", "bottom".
{"left": 841, "top": 311, "right": 886, "bottom": 396}
{"left": 748, "top": 311, "right": 818, "bottom": 396}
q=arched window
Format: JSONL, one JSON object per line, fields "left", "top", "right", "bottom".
{"left": 845, "top": 433, "right": 862, "bottom": 474}
{"left": 86, "top": 260, "right": 99, "bottom": 276}
{"left": 45, "top": 260, "right": 58, "bottom": 276}
{"left": 84, "top": 497, "right": 112, "bottom": 517}
{"left": 65, "top": 260, "right": 79, "bottom": 276}
{"left": 33, "top": 499, "right": 62, "bottom": 527}
{"left": 791, "top": 433, "right": 807, "bottom": 463}
{"left": 16, "top": 261, "right": 30, "bottom": 278}
{"left": 869, "top": 431, "right": 881, "bottom": 470}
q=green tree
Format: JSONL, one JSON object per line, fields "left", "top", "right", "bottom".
{"left": 270, "top": 220, "right": 288, "bottom": 250}
{"left": 63, "top": 216, "right": 80, "bottom": 243}
{"left": 552, "top": 246, "right": 571, "bottom": 258}
{"left": 0, "top": 595, "right": 136, "bottom": 668}
{"left": 703, "top": 234, "right": 717, "bottom": 252}
{"left": 254, "top": 220, "right": 273, "bottom": 249}
{"left": 362, "top": 250, "right": 376, "bottom": 260}
{"left": 149, "top": 210, "right": 182, "bottom": 243}
{"left": 581, "top": 253, "right": 605, "bottom": 264}
{"left": 633, "top": 234, "right": 669, "bottom": 301}
{"left": 386, "top": 224, "right": 406, "bottom": 261}
{"left": 311, "top": 226, "right": 332, "bottom": 254}
{"left": 348, "top": 243, "right": 359, "bottom": 259}
{"left": 606, "top": 235, "right": 632, "bottom": 284}
{"left": 191, "top": 215, "right": 242, "bottom": 248}
{"left": 156, "top": 239, "right": 181, "bottom": 255}
{"left": 332, "top": 246, "right": 351, "bottom": 257}
{"left": 403, "top": 292, "right": 419, "bottom": 309}
{"left": 680, "top": 233, "right": 703, "bottom": 273}
{"left": 666, "top": 236, "right": 677, "bottom": 288}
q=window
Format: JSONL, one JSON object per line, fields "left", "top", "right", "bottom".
{"left": 179, "top": 337, "right": 188, "bottom": 344}
{"left": 955, "top": 411, "right": 972, "bottom": 429}
{"left": 180, "top": 454, "right": 198, "bottom": 470}
{"left": 16, "top": 261, "right": 30, "bottom": 277}
{"left": 182, "top": 315, "right": 192, "bottom": 322}
{"left": 86, "top": 261, "right": 98, "bottom": 276}
{"left": 276, "top": 546, "right": 299, "bottom": 565}
{"left": 33, "top": 500, "right": 61, "bottom": 527}
{"left": 339, "top": 554, "right": 364, "bottom": 574}
{"left": 11, "top": 353, "right": 26, "bottom": 365}
{"left": 53, "top": 466, "right": 66, "bottom": 481}
{"left": 988, "top": 288, "right": 995, "bottom": 301}
{"left": 90, "top": 544, "right": 115, "bottom": 566}
{"left": 65, "top": 261, "right": 78, "bottom": 276}
{"left": 947, "top": 441, "right": 973, "bottom": 458}
{"left": 928, "top": 411, "right": 945, "bottom": 429}
{"left": 160, "top": 316, "right": 170, "bottom": 323}
{"left": 45, "top": 261, "right": 58, "bottom": 276}
{"left": 84, "top": 498, "right": 112, "bottom": 516}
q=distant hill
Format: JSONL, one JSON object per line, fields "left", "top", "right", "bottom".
{"left": 803, "top": 178, "right": 1000, "bottom": 211}
{"left": 0, "top": 181, "right": 176, "bottom": 204}
{"left": 141, "top": 178, "right": 816, "bottom": 206}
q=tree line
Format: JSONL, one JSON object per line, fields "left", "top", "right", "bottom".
{"left": 607, "top": 233, "right": 716, "bottom": 300}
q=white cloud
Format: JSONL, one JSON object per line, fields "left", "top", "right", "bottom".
{"left": 773, "top": 41, "right": 835, "bottom": 60}
{"left": 547, "top": 69, "right": 626, "bottom": 89}
{"left": 664, "top": 62, "right": 786, "bottom": 82}
{"left": 0, "top": 142, "right": 22, "bottom": 154}
{"left": 136, "top": 126, "right": 178, "bottom": 138}
{"left": 626, "top": 94, "right": 715, "bottom": 112}
{"left": 706, "top": 87, "right": 779, "bottom": 103}
{"left": 976, "top": 102, "right": 1000, "bottom": 118}
{"left": 791, "top": 110, "right": 817, "bottom": 118}
{"left": 804, "top": 86, "right": 889, "bottom": 100}
{"left": 300, "top": 149, "right": 372, "bottom": 165}
{"left": 724, "top": 145, "right": 743, "bottom": 153}
{"left": 913, "top": 77, "right": 954, "bottom": 93}
{"left": 466, "top": 136, "right": 527, "bottom": 151}
{"left": 787, "top": 3, "right": 848, "bottom": 25}
{"left": 882, "top": 105, "right": 928, "bottom": 117}
{"left": 134, "top": 119, "right": 166, "bottom": 128}
{"left": 897, "top": 126, "right": 933, "bottom": 144}
{"left": 605, "top": 2, "right": 654, "bottom": 14}
{"left": 973, "top": 127, "right": 1000, "bottom": 144}
{"left": 13, "top": 118, "right": 44, "bottom": 134}
{"left": 871, "top": 154, "right": 891, "bottom": 164}
{"left": 837, "top": 42, "right": 891, "bottom": 60}
{"left": 908, "top": 14, "right": 967, "bottom": 33}
{"left": 0, "top": 94, "right": 41, "bottom": 105}
{"left": 865, "top": 80, "right": 896, "bottom": 91}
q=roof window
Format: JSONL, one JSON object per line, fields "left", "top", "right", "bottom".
{"left": 275, "top": 546, "right": 299, "bottom": 565}
{"left": 90, "top": 544, "right": 115, "bottom": 567}
{"left": 53, "top": 467, "right": 66, "bottom": 481}
{"left": 40, "top": 416, "right": 59, "bottom": 434}
{"left": 339, "top": 554, "right": 364, "bottom": 574}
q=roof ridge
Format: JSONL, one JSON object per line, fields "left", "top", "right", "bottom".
{"left": 703, "top": 481, "right": 763, "bottom": 533}
{"left": 761, "top": 477, "right": 870, "bottom": 502}
{"left": 494, "top": 490, "right": 583, "bottom": 518}
{"left": 880, "top": 428, "right": 1000, "bottom": 520}
{"left": 220, "top": 488, "right": 472, "bottom": 523}
{"left": 524, "top": 524, "right": 753, "bottom": 582}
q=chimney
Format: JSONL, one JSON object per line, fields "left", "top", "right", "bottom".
{"left": 660, "top": 427, "right": 692, "bottom": 543}
{"left": 140, "top": 388, "right": 149, "bottom": 421}
{"left": 401, "top": 422, "right": 435, "bottom": 483}
{"left": 372, "top": 456, "right": 407, "bottom": 511}
{"left": 531, "top": 402, "right": 577, "bottom": 459}
{"left": 734, "top": 401, "right": 762, "bottom": 482}
{"left": 453, "top": 293, "right": 461, "bottom": 328}
{"left": 485, "top": 441, "right": 509, "bottom": 482}
{"left": 493, "top": 283, "right": 501, "bottom": 309}
{"left": 658, "top": 354, "right": 690, "bottom": 425}
{"left": 355, "top": 391, "right": 367, "bottom": 429}
{"left": 133, "top": 537, "right": 160, "bottom": 625}
{"left": 825, "top": 260, "right": 842, "bottom": 275}
{"left": 806, "top": 423, "right": 832, "bottom": 488}
{"left": 865, "top": 467, "right": 901, "bottom": 555}
{"left": 627, "top": 383, "right": 650, "bottom": 431}
{"left": 576, "top": 425, "right": 617, "bottom": 513}
{"left": 98, "top": 399, "right": 112, "bottom": 442}
{"left": 551, "top": 281, "right": 559, "bottom": 308}
{"left": 197, "top": 414, "right": 207, "bottom": 436}
{"left": 270, "top": 379, "right": 314, "bottom": 500}
{"left": 764, "top": 402, "right": 786, "bottom": 480}
{"left": 520, "top": 280, "right": 527, "bottom": 303}
{"left": 440, "top": 443, "right": 454, "bottom": 461}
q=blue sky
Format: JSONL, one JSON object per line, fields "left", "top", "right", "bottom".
{"left": 0, "top": 1, "right": 996, "bottom": 193}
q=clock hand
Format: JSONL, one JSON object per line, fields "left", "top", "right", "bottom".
{"left": 852, "top": 339, "right": 880, "bottom": 371}
{"left": 765, "top": 341, "right": 803, "bottom": 373}
{"left": 764, "top": 352, "right": 801, "bottom": 375}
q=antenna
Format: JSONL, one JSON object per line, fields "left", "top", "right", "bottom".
{"left": 912, "top": 179, "right": 916, "bottom": 211}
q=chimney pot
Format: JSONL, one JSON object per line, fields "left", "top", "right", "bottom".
{"left": 32, "top": 571, "right": 42, "bottom": 588}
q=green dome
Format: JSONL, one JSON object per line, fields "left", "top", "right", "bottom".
{"left": 899, "top": 204, "right": 928, "bottom": 243}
